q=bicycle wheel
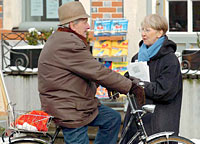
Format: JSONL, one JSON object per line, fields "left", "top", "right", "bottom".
{"left": 9, "top": 137, "right": 48, "bottom": 144}
{"left": 148, "top": 135, "right": 195, "bottom": 144}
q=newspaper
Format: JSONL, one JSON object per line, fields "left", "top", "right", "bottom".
{"left": 127, "top": 61, "right": 150, "bottom": 82}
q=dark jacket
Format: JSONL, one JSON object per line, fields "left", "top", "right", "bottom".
{"left": 38, "top": 29, "right": 132, "bottom": 128}
{"left": 122, "top": 36, "right": 182, "bottom": 143}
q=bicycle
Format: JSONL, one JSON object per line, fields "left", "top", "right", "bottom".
{"left": 1, "top": 93, "right": 195, "bottom": 144}
{"left": 118, "top": 93, "right": 195, "bottom": 144}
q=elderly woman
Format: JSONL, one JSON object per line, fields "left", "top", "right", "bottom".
{"left": 121, "top": 14, "right": 183, "bottom": 143}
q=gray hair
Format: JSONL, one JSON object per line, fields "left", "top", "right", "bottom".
{"left": 63, "top": 23, "right": 70, "bottom": 28}
{"left": 62, "top": 19, "right": 82, "bottom": 28}
{"left": 141, "top": 14, "right": 168, "bottom": 35}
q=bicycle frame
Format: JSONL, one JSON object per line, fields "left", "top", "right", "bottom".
{"left": 119, "top": 93, "right": 175, "bottom": 144}
{"left": 119, "top": 93, "right": 148, "bottom": 144}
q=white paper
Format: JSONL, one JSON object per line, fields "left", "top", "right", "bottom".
{"left": 46, "top": 0, "right": 59, "bottom": 18}
{"left": 127, "top": 61, "right": 150, "bottom": 82}
{"left": 31, "top": 0, "right": 43, "bottom": 16}
{"left": 62, "top": 0, "right": 74, "bottom": 4}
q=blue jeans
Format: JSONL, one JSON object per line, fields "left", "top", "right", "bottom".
{"left": 61, "top": 104, "right": 121, "bottom": 144}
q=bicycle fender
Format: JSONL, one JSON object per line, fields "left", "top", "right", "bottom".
{"left": 9, "top": 137, "right": 48, "bottom": 143}
{"left": 138, "top": 131, "right": 174, "bottom": 144}
{"left": 148, "top": 131, "right": 174, "bottom": 141}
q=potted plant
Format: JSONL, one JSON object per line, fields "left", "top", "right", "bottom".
{"left": 25, "top": 28, "right": 41, "bottom": 45}
{"left": 25, "top": 28, "right": 54, "bottom": 45}
{"left": 40, "top": 27, "right": 54, "bottom": 44}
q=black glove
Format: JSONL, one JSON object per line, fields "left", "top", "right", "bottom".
{"left": 125, "top": 72, "right": 145, "bottom": 107}
{"left": 124, "top": 72, "right": 142, "bottom": 85}
{"left": 107, "top": 89, "right": 120, "bottom": 99}
{"left": 130, "top": 82, "right": 145, "bottom": 107}
{"left": 124, "top": 72, "right": 140, "bottom": 83}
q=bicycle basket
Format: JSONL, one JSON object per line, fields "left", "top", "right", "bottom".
{"left": 8, "top": 110, "right": 53, "bottom": 132}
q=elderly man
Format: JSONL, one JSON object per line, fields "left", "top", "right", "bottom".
{"left": 38, "top": 1, "right": 144, "bottom": 144}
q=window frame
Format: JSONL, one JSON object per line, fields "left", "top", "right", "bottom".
{"left": 165, "top": 0, "right": 200, "bottom": 34}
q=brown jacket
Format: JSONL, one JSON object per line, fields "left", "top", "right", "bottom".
{"left": 38, "top": 30, "right": 132, "bottom": 128}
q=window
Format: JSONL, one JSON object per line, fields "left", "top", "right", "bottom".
{"left": 23, "top": 0, "right": 78, "bottom": 22}
{"left": 166, "top": 0, "right": 200, "bottom": 33}
{"left": 169, "top": 1, "right": 187, "bottom": 32}
{"left": 18, "top": 0, "right": 79, "bottom": 30}
{"left": 193, "top": 1, "right": 200, "bottom": 32}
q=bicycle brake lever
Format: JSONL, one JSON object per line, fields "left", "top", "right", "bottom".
{"left": 109, "top": 92, "right": 120, "bottom": 99}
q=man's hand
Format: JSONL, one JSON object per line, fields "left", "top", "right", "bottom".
{"left": 124, "top": 72, "right": 140, "bottom": 83}
{"left": 124, "top": 72, "right": 145, "bottom": 107}
{"left": 129, "top": 82, "right": 145, "bottom": 107}
{"left": 107, "top": 90, "right": 120, "bottom": 99}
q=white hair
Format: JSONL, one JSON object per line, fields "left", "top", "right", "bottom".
{"left": 62, "top": 19, "right": 82, "bottom": 28}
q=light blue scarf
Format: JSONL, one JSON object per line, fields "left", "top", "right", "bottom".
{"left": 138, "top": 36, "right": 165, "bottom": 62}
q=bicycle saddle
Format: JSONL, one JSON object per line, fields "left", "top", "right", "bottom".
{"left": 142, "top": 104, "right": 156, "bottom": 113}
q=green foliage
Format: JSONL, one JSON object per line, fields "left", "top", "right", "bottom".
{"left": 197, "top": 33, "right": 200, "bottom": 48}
{"left": 40, "top": 28, "right": 54, "bottom": 43}
{"left": 25, "top": 28, "right": 54, "bottom": 45}
{"left": 26, "top": 30, "right": 40, "bottom": 45}
{"left": 0, "top": 127, "right": 5, "bottom": 135}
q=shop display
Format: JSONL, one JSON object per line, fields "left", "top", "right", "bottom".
{"left": 94, "top": 19, "right": 128, "bottom": 37}
{"left": 93, "top": 40, "right": 111, "bottom": 57}
{"left": 111, "top": 40, "right": 128, "bottom": 56}
{"left": 111, "top": 19, "right": 128, "bottom": 36}
{"left": 93, "top": 40, "right": 128, "bottom": 57}
{"left": 93, "top": 18, "right": 129, "bottom": 99}
{"left": 94, "top": 19, "right": 111, "bottom": 37}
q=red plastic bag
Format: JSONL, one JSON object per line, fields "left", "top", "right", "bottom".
{"left": 15, "top": 110, "right": 51, "bottom": 132}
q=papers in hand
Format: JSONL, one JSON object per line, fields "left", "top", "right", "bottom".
{"left": 127, "top": 61, "right": 150, "bottom": 82}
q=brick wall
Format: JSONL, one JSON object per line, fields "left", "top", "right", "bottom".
{"left": 90, "top": 0, "right": 124, "bottom": 40}
{"left": 0, "top": 0, "right": 3, "bottom": 30}
{"left": 0, "top": 0, "right": 2, "bottom": 67}
{"left": 91, "top": 0, "right": 123, "bottom": 28}
{"left": 0, "top": 0, "right": 12, "bottom": 40}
